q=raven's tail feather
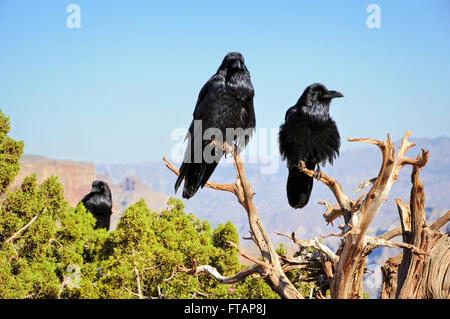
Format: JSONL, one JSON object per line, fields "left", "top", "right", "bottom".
{"left": 175, "top": 162, "right": 219, "bottom": 199}
{"left": 286, "top": 163, "right": 315, "bottom": 209}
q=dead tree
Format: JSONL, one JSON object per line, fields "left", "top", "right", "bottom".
{"left": 380, "top": 165, "right": 450, "bottom": 298}
{"left": 279, "top": 132, "right": 448, "bottom": 299}
{"left": 163, "top": 132, "right": 449, "bottom": 299}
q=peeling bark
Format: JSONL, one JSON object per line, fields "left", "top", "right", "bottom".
{"left": 395, "top": 156, "right": 450, "bottom": 299}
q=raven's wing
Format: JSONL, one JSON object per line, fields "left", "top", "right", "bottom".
{"left": 80, "top": 193, "right": 112, "bottom": 217}
{"left": 193, "top": 74, "right": 226, "bottom": 120}
{"left": 184, "top": 74, "right": 226, "bottom": 141}
{"left": 79, "top": 192, "right": 112, "bottom": 230}
{"left": 182, "top": 73, "right": 226, "bottom": 160}
{"left": 285, "top": 106, "right": 297, "bottom": 121}
{"left": 175, "top": 74, "right": 226, "bottom": 198}
{"left": 279, "top": 106, "right": 298, "bottom": 162}
{"left": 79, "top": 192, "right": 94, "bottom": 208}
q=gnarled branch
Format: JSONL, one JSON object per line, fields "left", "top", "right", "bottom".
{"left": 430, "top": 210, "right": 450, "bottom": 232}
{"left": 131, "top": 248, "right": 143, "bottom": 299}
{"left": 365, "top": 236, "right": 428, "bottom": 255}
{"left": 4, "top": 210, "right": 43, "bottom": 243}
{"left": 376, "top": 227, "right": 403, "bottom": 241}
{"left": 177, "top": 259, "right": 264, "bottom": 284}
{"left": 297, "top": 163, "right": 353, "bottom": 223}
{"left": 318, "top": 201, "right": 343, "bottom": 225}
{"left": 274, "top": 231, "right": 338, "bottom": 265}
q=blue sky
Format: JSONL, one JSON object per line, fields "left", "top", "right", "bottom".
{"left": 1, "top": 0, "right": 449, "bottom": 164}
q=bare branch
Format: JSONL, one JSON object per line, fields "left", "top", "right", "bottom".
{"left": 193, "top": 289, "right": 209, "bottom": 298}
{"left": 157, "top": 284, "right": 165, "bottom": 299}
{"left": 163, "top": 268, "right": 178, "bottom": 282}
{"left": 123, "top": 287, "right": 147, "bottom": 299}
{"left": 142, "top": 263, "right": 162, "bottom": 271}
{"left": 275, "top": 231, "right": 338, "bottom": 265}
{"left": 347, "top": 135, "right": 394, "bottom": 149}
{"left": 226, "top": 240, "right": 267, "bottom": 268}
{"left": 377, "top": 227, "right": 402, "bottom": 241}
{"left": 5, "top": 210, "right": 43, "bottom": 243}
{"left": 402, "top": 148, "right": 429, "bottom": 168}
{"left": 297, "top": 162, "right": 353, "bottom": 219}
{"left": 365, "top": 236, "right": 428, "bottom": 255}
{"left": 177, "top": 260, "right": 264, "bottom": 285}
{"left": 132, "top": 248, "right": 143, "bottom": 300}
{"left": 354, "top": 178, "right": 377, "bottom": 193}
{"left": 321, "top": 226, "right": 352, "bottom": 240}
{"left": 430, "top": 210, "right": 450, "bottom": 232}
{"left": 318, "top": 201, "right": 343, "bottom": 225}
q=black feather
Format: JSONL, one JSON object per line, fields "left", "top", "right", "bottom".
{"left": 175, "top": 52, "right": 255, "bottom": 199}
{"left": 79, "top": 180, "right": 113, "bottom": 230}
{"left": 279, "top": 83, "right": 342, "bottom": 209}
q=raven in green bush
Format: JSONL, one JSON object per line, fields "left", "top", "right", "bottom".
{"left": 79, "top": 180, "right": 113, "bottom": 230}
{"left": 175, "top": 52, "right": 255, "bottom": 199}
{"left": 279, "top": 83, "right": 343, "bottom": 209}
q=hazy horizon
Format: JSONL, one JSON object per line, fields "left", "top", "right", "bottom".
{"left": 18, "top": 134, "right": 450, "bottom": 165}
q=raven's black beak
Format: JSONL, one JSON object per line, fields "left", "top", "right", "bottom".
{"left": 231, "top": 59, "right": 242, "bottom": 70}
{"left": 323, "top": 90, "right": 344, "bottom": 99}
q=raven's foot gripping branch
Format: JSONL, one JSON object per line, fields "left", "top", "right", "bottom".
{"left": 222, "top": 142, "right": 237, "bottom": 157}
{"left": 312, "top": 166, "right": 322, "bottom": 180}
{"left": 208, "top": 140, "right": 237, "bottom": 159}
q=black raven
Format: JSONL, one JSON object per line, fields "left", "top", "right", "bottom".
{"left": 175, "top": 52, "right": 255, "bottom": 199}
{"left": 279, "top": 83, "right": 343, "bottom": 209}
{"left": 79, "top": 180, "right": 113, "bottom": 230}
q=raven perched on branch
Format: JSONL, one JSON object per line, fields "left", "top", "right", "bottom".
{"left": 279, "top": 83, "right": 343, "bottom": 209}
{"left": 79, "top": 180, "right": 113, "bottom": 230}
{"left": 175, "top": 52, "right": 255, "bottom": 199}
